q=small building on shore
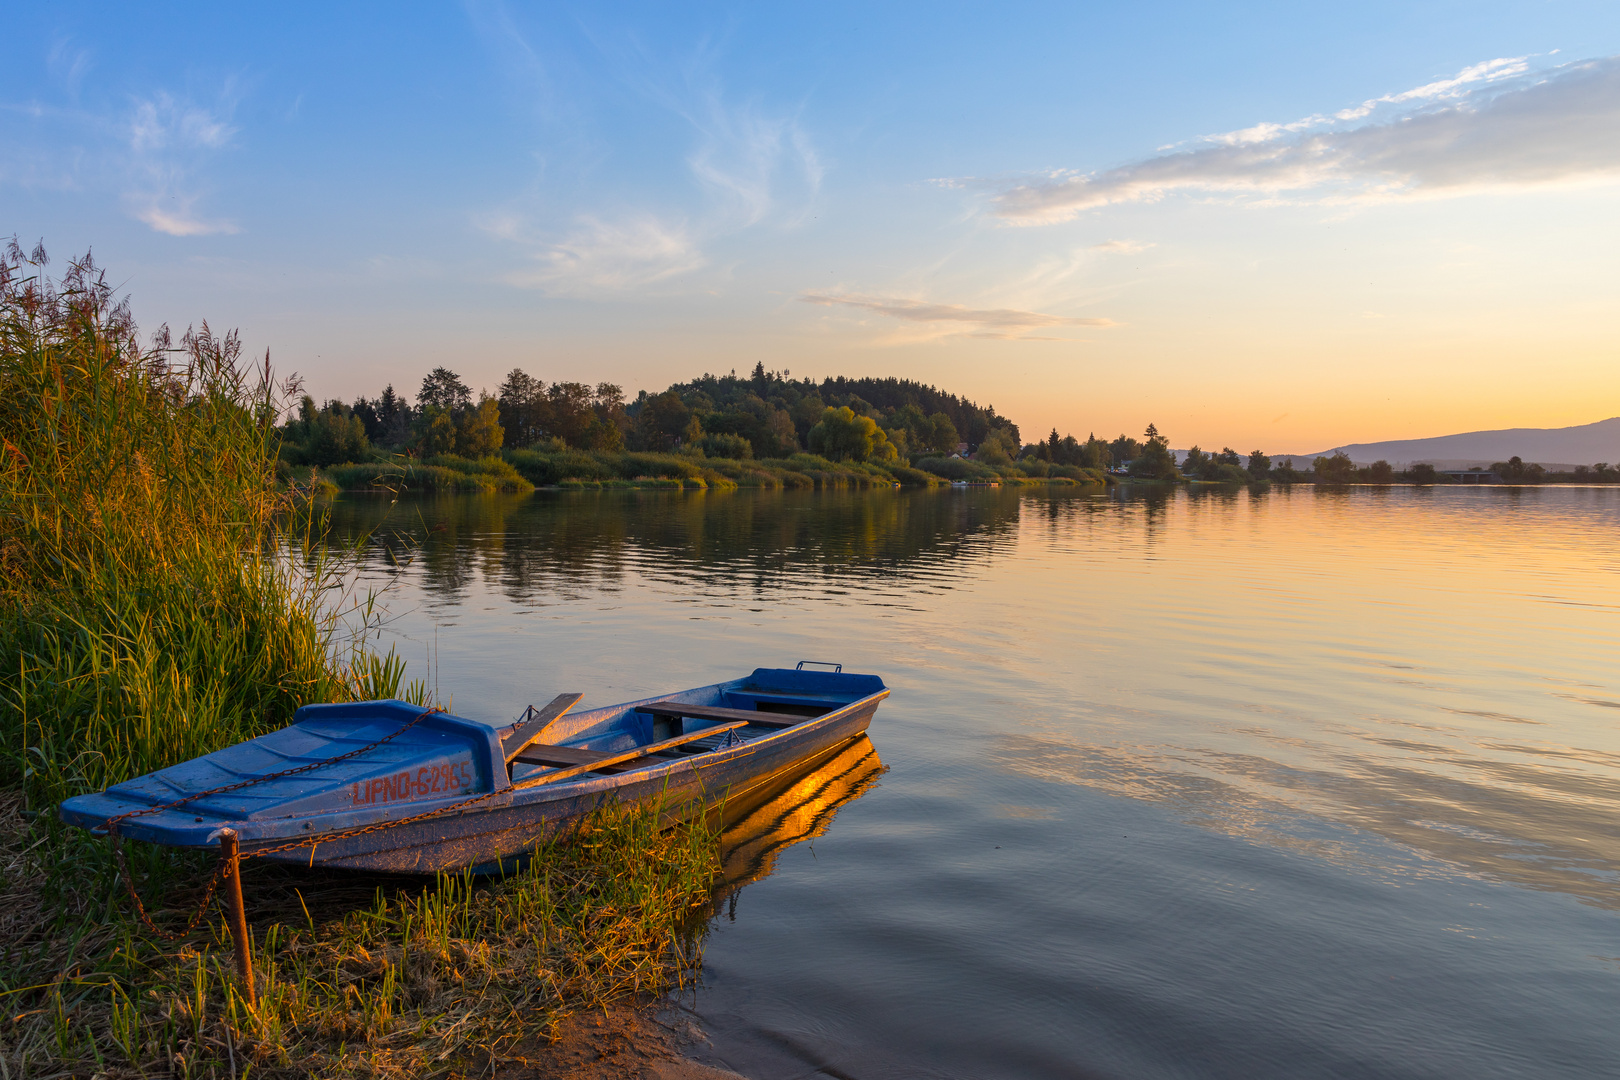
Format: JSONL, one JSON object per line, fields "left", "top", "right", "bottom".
{"left": 1441, "top": 468, "right": 1499, "bottom": 483}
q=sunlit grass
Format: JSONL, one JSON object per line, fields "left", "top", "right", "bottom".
{"left": 502, "top": 447, "right": 914, "bottom": 489}
{"left": 325, "top": 454, "right": 535, "bottom": 494}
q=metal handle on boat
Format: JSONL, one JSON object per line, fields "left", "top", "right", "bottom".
{"left": 795, "top": 660, "right": 843, "bottom": 672}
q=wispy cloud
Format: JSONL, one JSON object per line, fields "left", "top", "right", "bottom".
{"left": 129, "top": 93, "right": 233, "bottom": 153}
{"left": 1089, "top": 239, "right": 1153, "bottom": 254}
{"left": 1200, "top": 56, "right": 1532, "bottom": 147}
{"left": 988, "top": 55, "right": 1620, "bottom": 224}
{"left": 2, "top": 80, "right": 240, "bottom": 235}
{"left": 473, "top": 3, "right": 821, "bottom": 294}
{"left": 45, "top": 38, "right": 94, "bottom": 98}
{"left": 799, "top": 293, "right": 1116, "bottom": 341}
{"left": 134, "top": 199, "right": 238, "bottom": 237}
{"left": 123, "top": 91, "right": 240, "bottom": 235}
{"left": 489, "top": 94, "right": 819, "bottom": 294}
{"left": 685, "top": 100, "right": 822, "bottom": 226}
{"left": 501, "top": 215, "right": 705, "bottom": 294}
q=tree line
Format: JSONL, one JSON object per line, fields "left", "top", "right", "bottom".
{"left": 278, "top": 362, "right": 1019, "bottom": 468}
{"left": 1290, "top": 452, "right": 1620, "bottom": 485}
{"left": 278, "top": 361, "right": 1620, "bottom": 487}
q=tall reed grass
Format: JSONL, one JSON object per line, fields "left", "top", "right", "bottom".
{"left": 0, "top": 244, "right": 399, "bottom": 812}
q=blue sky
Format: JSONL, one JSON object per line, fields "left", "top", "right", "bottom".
{"left": 5, "top": 2, "right": 1619, "bottom": 451}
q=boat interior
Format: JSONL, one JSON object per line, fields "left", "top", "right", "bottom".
{"left": 504, "top": 666, "right": 883, "bottom": 787}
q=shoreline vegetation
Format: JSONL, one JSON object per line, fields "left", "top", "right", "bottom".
{"left": 0, "top": 246, "right": 722, "bottom": 1078}
{"left": 316, "top": 449, "right": 1109, "bottom": 495}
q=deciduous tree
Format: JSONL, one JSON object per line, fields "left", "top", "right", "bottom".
{"left": 456, "top": 394, "right": 504, "bottom": 457}
{"left": 497, "top": 369, "right": 548, "bottom": 448}
{"left": 1313, "top": 452, "right": 1356, "bottom": 484}
{"left": 808, "top": 406, "right": 897, "bottom": 463}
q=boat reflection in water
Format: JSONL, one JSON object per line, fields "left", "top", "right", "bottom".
{"left": 704, "top": 735, "right": 886, "bottom": 918}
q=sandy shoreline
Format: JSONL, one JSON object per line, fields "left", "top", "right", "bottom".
{"left": 490, "top": 999, "right": 749, "bottom": 1080}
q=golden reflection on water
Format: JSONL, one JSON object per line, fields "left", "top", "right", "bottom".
{"left": 329, "top": 487, "right": 1027, "bottom": 612}
{"left": 708, "top": 736, "right": 886, "bottom": 912}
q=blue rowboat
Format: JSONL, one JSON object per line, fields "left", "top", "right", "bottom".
{"left": 58, "top": 664, "right": 888, "bottom": 874}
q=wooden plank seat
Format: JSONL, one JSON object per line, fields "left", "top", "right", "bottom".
{"left": 503, "top": 692, "right": 584, "bottom": 764}
{"left": 511, "top": 720, "right": 750, "bottom": 790}
{"left": 640, "top": 700, "right": 811, "bottom": 729}
{"left": 512, "top": 743, "right": 640, "bottom": 773}
{"left": 512, "top": 741, "right": 708, "bottom": 772}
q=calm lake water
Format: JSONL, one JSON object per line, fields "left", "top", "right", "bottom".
{"left": 328, "top": 485, "right": 1620, "bottom": 1080}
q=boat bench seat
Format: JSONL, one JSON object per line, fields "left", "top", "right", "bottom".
{"left": 511, "top": 698, "right": 832, "bottom": 780}
{"left": 514, "top": 740, "right": 720, "bottom": 773}
{"left": 511, "top": 719, "right": 750, "bottom": 783}
{"left": 641, "top": 700, "right": 805, "bottom": 728}
{"left": 512, "top": 743, "right": 644, "bottom": 774}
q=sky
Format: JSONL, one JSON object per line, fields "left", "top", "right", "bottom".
{"left": 4, "top": 2, "right": 1619, "bottom": 454}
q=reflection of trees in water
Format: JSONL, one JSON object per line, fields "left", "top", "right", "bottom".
{"left": 327, "top": 489, "right": 1093, "bottom": 608}
{"left": 1106, "top": 484, "right": 1174, "bottom": 550}
{"left": 328, "top": 493, "right": 533, "bottom": 604}
{"left": 328, "top": 487, "right": 1392, "bottom": 608}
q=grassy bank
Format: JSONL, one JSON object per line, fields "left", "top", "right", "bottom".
{"left": 0, "top": 248, "right": 718, "bottom": 1077}
{"left": 507, "top": 447, "right": 910, "bottom": 490}
{"left": 321, "top": 454, "right": 535, "bottom": 494}
{"left": 311, "top": 446, "right": 1109, "bottom": 492}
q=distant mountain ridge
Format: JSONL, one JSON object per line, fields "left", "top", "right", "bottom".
{"left": 1289, "top": 417, "right": 1620, "bottom": 469}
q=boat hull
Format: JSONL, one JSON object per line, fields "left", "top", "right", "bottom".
{"left": 258, "top": 695, "right": 880, "bottom": 873}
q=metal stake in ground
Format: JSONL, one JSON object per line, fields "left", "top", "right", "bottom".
{"left": 218, "top": 829, "right": 257, "bottom": 1008}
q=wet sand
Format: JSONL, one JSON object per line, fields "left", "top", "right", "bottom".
{"left": 492, "top": 1000, "right": 748, "bottom": 1080}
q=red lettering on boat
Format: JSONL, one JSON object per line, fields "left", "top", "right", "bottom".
{"left": 351, "top": 759, "right": 474, "bottom": 806}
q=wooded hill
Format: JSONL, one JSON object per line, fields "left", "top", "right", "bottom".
{"left": 279, "top": 363, "right": 1021, "bottom": 468}
{"left": 275, "top": 362, "right": 1096, "bottom": 492}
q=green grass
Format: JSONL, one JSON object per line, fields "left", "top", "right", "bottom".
{"left": 914, "top": 455, "right": 1003, "bottom": 482}
{"left": 502, "top": 447, "right": 903, "bottom": 490}
{"left": 324, "top": 455, "right": 534, "bottom": 494}
{"left": 0, "top": 250, "right": 395, "bottom": 810}
{"left": 318, "top": 445, "right": 1098, "bottom": 493}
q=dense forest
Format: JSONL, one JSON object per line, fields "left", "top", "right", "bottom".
{"left": 279, "top": 363, "right": 1025, "bottom": 466}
